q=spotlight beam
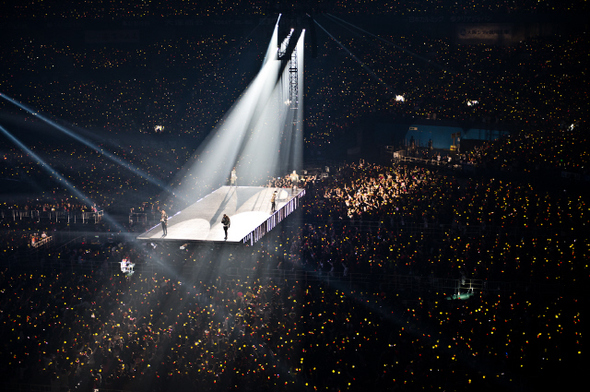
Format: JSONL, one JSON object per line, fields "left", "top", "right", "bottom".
{"left": 0, "top": 92, "right": 180, "bottom": 201}
{"left": 0, "top": 124, "right": 126, "bottom": 231}
{"left": 167, "top": 18, "right": 307, "bottom": 204}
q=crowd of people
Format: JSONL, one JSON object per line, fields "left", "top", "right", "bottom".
{"left": 1, "top": 120, "right": 587, "bottom": 390}
{"left": 463, "top": 126, "right": 590, "bottom": 176}
{"left": 289, "top": 161, "right": 586, "bottom": 283}
{"left": 1, "top": 252, "right": 584, "bottom": 392}
{"left": 1, "top": 9, "right": 588, "bottom": 150}
{"left": 1, "top": 208, "right": 585, "bottom": 392}
{"left": 0, "top": 4, "right": 588, "bottom": 392}
{"left": 0, "top": 0, "right": 586, "bottom": 20}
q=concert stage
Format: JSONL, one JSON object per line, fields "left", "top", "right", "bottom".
{"left": 136, "top": 186, "right": 304, "bottom": 245}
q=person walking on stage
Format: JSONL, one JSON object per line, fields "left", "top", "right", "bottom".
{"left": 221, "top": 214, "right": 231, "bottom": 240}
{"left": 271, "top": 190, "right": 277, "bottom": 213}
{"left": 160, "top": 209, "right": 168, "bottom": 236}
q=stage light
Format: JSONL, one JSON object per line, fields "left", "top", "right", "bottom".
{"left": 168, "top": 16, "right": 303, "bottom": 204}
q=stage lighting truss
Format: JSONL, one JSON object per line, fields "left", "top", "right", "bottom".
{"left": 288, "top": 47, "right": 299, "bottom": 109}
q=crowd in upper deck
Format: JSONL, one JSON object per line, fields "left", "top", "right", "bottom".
{"left": 0, "top": 0, "right": 587, "bottom": 20}
{"left": 1, "top": 4, "right": 588, "bottom": 148}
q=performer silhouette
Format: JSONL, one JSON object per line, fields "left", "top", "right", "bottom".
{"left": 230, "top": 167, "right": 238, "bottom": 186}
{"left": 290, "top": 170, "right": 299, "bottom": 193}
{"left": 221, "top": 214, "right": 230, "bottom": 240}
{"left": 160, "top": 209, "right": 168, "bottom": 236}
{"left": 271, "top": 190, "right": 277, "bottom": 212}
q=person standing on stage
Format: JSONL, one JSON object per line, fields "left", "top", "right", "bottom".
{"left": 160, "top": 209, "right": 168, "bottom": 236}
{"left": 290, "top": 170, "right": 299, "bottom": 193}
{"left": 230, "top": 167, "right": 238, "bottom": 186}
{"left": 271, "top": 190, "right": 277, "bottom": 213}
{"left": 222, "top": 214, "right": 230, "bottom": 240}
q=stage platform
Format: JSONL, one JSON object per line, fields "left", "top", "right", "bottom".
{"left": 136, "top": 186, "right": 304, "bottom": 245}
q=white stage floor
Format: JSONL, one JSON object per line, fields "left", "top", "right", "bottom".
{"left": 136, "top": 186, "right": 303, "bottom": 243}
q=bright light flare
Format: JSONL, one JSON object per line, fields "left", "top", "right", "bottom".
{"left": 168, "top": 20, "right": 304, "bottom": 207}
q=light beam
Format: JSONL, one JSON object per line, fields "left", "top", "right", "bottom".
{"left": 0, "top": 92, "right": 178, "bottom": 200}
{"left": 0, "top": 124, "right": 125, "bottom": 231}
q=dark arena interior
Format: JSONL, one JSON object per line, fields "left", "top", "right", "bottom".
{"left": 0, "top": 1, "right": 588, "bottom": 391}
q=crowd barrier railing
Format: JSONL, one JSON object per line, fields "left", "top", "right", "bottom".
{"left": 241, "top": 189, "right": 306, "bottom": 245}
{"left": 0, "top": 209, "right": 104, "bottom": 224}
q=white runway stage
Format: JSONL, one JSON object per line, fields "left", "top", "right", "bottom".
{"left": 137, "top": 186, "right": 304, "bottom": 244}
